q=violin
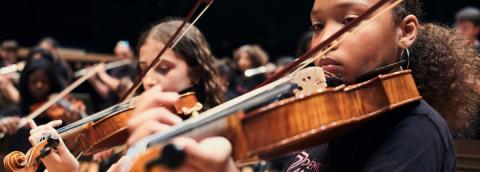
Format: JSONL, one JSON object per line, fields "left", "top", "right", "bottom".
{"left": 29, "top": 95, "right": 88, "bottom": 120}
{"left": 2, "top": 91, "right": 203, "bottom": 172}
{"left": 125, "top": 69, "right": 421, "bottom": 171}
{"left": 74, "top": 91, "right": 203, "bottom": 155}
{"left": 120, "top": 0, "right": 409, "bottom": 171}
{"left": 3, "top": 1, "right": 213, "bottom": 169}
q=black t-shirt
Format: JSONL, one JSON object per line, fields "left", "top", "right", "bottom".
{"left": 283, "top": 100, "right": 455, "bottom": 172}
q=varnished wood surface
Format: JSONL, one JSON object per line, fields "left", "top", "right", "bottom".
{"left": 127, "top": 70, "right": 422, "bottom": 171}
{"left": 239, "top": 70, "right": 421, "bottom": 160}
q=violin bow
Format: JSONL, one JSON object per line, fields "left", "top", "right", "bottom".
{"left": 126, "top": 0, "right": 405, "bottom": 157}
{"left": 121, "top": 0, "right": 214, "bottom": 101}
{"left": 0, "top": 63, "right": 103, "bottom": 138}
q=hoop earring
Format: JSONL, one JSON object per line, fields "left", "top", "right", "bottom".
{"left": 400, "top": 48, "right": 411, "bottom": 69}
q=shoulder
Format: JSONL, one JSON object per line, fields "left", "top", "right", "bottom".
{"left": 363, "top": 100, "right": 455, "bottom": 171}
{"left": 395, "top": 100, "right": 452, "bottom": 149}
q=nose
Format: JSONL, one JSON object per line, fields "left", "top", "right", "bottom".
{"left": 143, "top": 71, "right": 159, "bottom": 89}
{"left": 35, "top": 81, "right": 44, "bottom": 89}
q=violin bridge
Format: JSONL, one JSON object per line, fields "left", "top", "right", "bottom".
{"left": 291, "top": 67, "right": 328, "bottom": 97}
{"left": 181, "top": 103, "right": 203, "bottom": 118}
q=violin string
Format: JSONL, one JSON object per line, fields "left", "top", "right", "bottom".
{"left": 125, "top": 77, "right": 291, "bottom": 159}
{"left": 57, "top": 97, "right": 136, "bottom": 133}
{"left": 125, "top": 0, "right": 405, "bottom": 159}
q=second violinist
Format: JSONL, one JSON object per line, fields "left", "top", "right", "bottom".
{"left": 6, "top": 57, "right": 86, "bottom": 155}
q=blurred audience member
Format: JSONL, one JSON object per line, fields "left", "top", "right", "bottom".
{"left": 215, "top": 58, "right": 238, "bottom": 100}
{"left": 0, "top": 40, "right": 19, "bottom": 67}
{"left": 270, "top": 56, "right": 294, "bottom": 78}
{"left": 38, "top": 37, "right": 73, "bottom": 82}
{"left": 231, "top": 44, "right": 269, "bottom": 95}
{"left": 0, "top": 75, "right": 20, "bottom": 116}
{"left": 455, "top": 7, "right": 480, "bottom": 53}
{"left": 89, "top": 40, "right": 135, "bottom": 106}
{"left": 0, "top": 40, "right": 21, "bottom": 116}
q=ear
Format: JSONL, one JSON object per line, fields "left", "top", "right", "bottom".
{"left": 398, "top": 15, "right": 420, "bottom": 49}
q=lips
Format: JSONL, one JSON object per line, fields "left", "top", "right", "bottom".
{"left": 318, "top": 57, "right": 343, "bottom": 74}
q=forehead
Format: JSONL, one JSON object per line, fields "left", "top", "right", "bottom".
{"left": 311, "top": 0, "right": 373, "bottom": 15}
{"left": 139, "top": 39, "right": 182, "bottom": 63}
{"left": 29, "top": 70, "right": 48, "bottom": 79}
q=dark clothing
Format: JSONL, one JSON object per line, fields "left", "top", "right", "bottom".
{"left": 231, "top": 72, "right": 266, "bottom": 95}
{"left": 283, "top": 100, "right": 455, "bottom": 172}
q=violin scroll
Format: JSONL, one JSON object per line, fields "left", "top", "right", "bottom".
{"left": 3, "top": 135, "right": 60, "bottom": 172}
{"left": 4, "top": 151, "right": 29, "bottom": 172}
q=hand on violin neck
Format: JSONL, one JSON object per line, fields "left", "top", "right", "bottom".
{"left": 28, "top": 120, "right": 62, "bottom": 145}
{"left": 27, "top": 120, "right": 80, "bottom": 172}
{"left": 127, "top": 85, "right": 182, "bottom": 145}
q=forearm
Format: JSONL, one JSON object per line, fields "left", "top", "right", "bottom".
{"left": 0, "top": 84, "right": 20, "bottom": 104}
{"left": 89, "top": 78, "right": 112, "bottom": 99}
{"left": 98, "top": 72, "right": 121, "bottom": 92}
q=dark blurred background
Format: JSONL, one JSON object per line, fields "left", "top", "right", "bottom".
{"left": 0, "top": 0, "right": 479, "bottom": 59}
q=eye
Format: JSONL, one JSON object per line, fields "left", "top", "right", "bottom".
{"left": 156, "top": 65, "right": 172, "bottom": 74}
{"left": 311, "top": 22, "right": 324, "bottom": 32}
{"left": 342, "top": 15, "right": 358, "bottom": 25}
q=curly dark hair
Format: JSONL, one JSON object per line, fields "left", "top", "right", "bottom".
{"left": 138, "top": 19, "right": 224, "bottom": 108}
{"left": 394, "top": 0, "right": 480, "bottom": 138}
{"left": 233, "top": 44, "right": 270, "bottom": 69}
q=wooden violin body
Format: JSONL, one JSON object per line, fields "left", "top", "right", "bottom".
{"left": 239, "top": 70, "right": 421, "bottom": 160}
{"left": 3, "top": 92, "right": 202, "bottom": 172}
{"left": 29, "top": 95, "right": 87, "bottom": 120}
{"left": 128, "top": 70, "right": 422, "bottom": 171}
{"left": 75, "top": 92, "right": 202, "bottom": 155}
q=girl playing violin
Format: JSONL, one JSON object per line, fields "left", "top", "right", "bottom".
{"left": 122, "top": 0, "right": 478, "bottom": 171}
{"left": 30, "top": 0, "right": 480, "bottom": 171}
{"left": 92, "top": 19, "right": 225, "bottom": 162}
{"left": 25, "top": 19, "right": 224, "bottom": 171}
{"left": 19, "top": 58, "right": 85, "bottom": 124}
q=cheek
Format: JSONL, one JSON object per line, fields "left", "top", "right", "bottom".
{"left": 165, "top": 68, "right": 192, "bottom": 92}
{"left": 336, "top": 26, "right": 398, "bottom": 81}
